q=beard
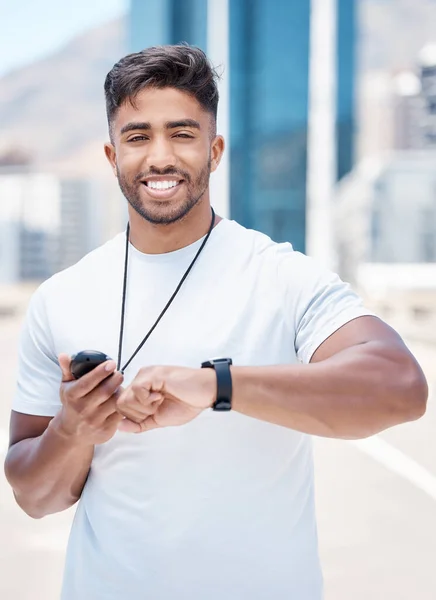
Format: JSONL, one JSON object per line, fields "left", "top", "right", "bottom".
{"left": 117, "top": 157, "right": 211, "bottom": 225}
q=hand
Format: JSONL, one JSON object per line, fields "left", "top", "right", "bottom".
{"left": 116, "top": 365, "right": 216, "bottom": 433}
{"left": 55, "top": 353, "right": 126, "bottom": 445}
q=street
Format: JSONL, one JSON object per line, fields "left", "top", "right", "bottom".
{"left": 0, "top": 313, "right": 435, "bottom": 599}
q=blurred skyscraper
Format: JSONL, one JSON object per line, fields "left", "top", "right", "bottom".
{"left": 128, "top": 0, "right": 230, "bottom": 222}
{"left": 391, "top": 44, "right": 436, "bottom": 151}
{"left": 0, "top": 167, "right": 106, "bottom": 284}
{"left": 336, "top": 0, "right": 356, "bottom": 181}
{"left": 130, "top": 0, "right": 207, "bottom": 51}
{"left": 129, "top": 0, "right": 357, "bottom": 255}
{"left": 334, "top": 151, "right": 436, "bottom": 283}
{"left": 334, "top": 151, "right": 436, "bottom": 343}
{"left": 419, "top": 44, "right": 436, "bottom": 147}
{"left": 57, "top": 178, "right": 105, "bottom": 272}
{"left": 392, "top": 72, "right": 423, "bottom": 150}
{"left": 231, "top": 0, "right": 356, "bottom": 254}
{"left": 229, "top": 1, "right": 310, "bottom": 252}
{"left": 0, "top": 167, "right": 60, "bottom": 284}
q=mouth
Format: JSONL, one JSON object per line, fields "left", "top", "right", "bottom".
{"left": 141, "top": 177, "right": 185, "bottom": 200}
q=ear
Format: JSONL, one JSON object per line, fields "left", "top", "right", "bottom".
{"left": 104, "top": 142, "right": 118, "bottom": 177}
{"left": 210, "top": 135, "right": 225, "bottom": 173}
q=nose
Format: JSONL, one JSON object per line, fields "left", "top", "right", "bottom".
{"left": 145, "top": 135, "right": 176, "bottom": 171}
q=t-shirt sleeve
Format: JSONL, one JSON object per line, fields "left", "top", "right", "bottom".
{"left": 12, "top": 284, "right": 63, "bottom": 417}
{"left": 279, "top": 249, "right": 376, "bottom": 364}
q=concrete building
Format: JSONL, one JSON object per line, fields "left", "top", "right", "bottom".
{"left": 334, "top": 151, "right": 436, "bottom": 342}
{"left": 0, "top": 168, "right": 106, "bottom": 283}
{"left": 335, "top": 151, "right": 436, "bottom": 283}
{"left": 58, "top": 178, "right": 105, "bottom": 272}
{"left": 392, "top": 72, "right": 424, "bottom": 151}
{"left": 0, "top": 168, "right": 60, "bottom": 284}
{"left": 389, "top": 44, "right": 436, "bottom": 152}
{"left": 419, "top": 43, "right": 436, "bottom": 148}
{"left": 0, "top": 221, "right": 20, "bottom": 284}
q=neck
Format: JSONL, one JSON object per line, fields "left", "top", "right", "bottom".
{"left": 127, "top": 199, "right": 221, "bottom": 255}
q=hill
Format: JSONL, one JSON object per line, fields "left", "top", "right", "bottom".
{"left": 1, "top": 1, "right": 436, "bottom": 174}
{"left": 0, "top": 18, "right": 126, "bottom": 173}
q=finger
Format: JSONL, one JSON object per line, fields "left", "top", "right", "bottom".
{"left": 149, "top": 392, "right": 163, "bottom": 403}
{"left": 119, "top": 381, "right": 163, "bottom": 409}
{"left": 131, "top": 377, "right": 165, "bottom": 405}
{"left": 72, "top": 360, "right": 118, "bottom": 398}
{"left": 136, "top": 392, "right": 164, "bottom": 412}
{"left": 91, "top": 372, "right": 124, "bottom": 406}
{"left": 104, "top": 410, "right": 124, "bottom": 428}
{"left": 75, "top": 367, "right": 122, "bottom": 404}
{"left": 117, "top": 389, "right": 163, "bottom": 421}
{"left": 59, "top": 353, "right": 74, "bottom": 382}
{"left": 116, "top": 388, "right": 154, "bottom": 421}
{"left": 117, "top": 403, "right": 148, "bottom": 423}
{"left": 64, "top": 372, "right": 123, "bottom": 415}
{"left": 97, "top": 393, "right": 124, "bottom": 421}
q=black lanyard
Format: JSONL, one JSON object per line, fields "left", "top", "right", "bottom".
{"left": 116, "top": 208, "right": 216, "bottom": 374}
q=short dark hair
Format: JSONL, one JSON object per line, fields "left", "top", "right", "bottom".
{"left": 104, "top": 44, "right": 220, "bottom": 136}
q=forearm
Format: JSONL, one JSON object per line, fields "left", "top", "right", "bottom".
{"left": 4, "top": 412, "right": 94, "bottom": 519}
{"left": 231, "top": 342, "right": 428, "bottom": 439}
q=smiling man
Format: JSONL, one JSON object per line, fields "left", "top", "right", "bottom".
{"left": 4, "top": 45, "right": 428, "bottom": 600}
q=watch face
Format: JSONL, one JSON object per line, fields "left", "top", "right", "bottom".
{"left": 211, "top": 357, "right": 233, "bottom": 364}
{"left": 201, "top": 358, "right": 233, "bottom": 368}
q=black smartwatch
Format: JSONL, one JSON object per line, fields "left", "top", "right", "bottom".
{"left": 201, "top": 357, "right": 233, "bottom": 411}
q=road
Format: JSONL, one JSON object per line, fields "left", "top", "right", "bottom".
{"left": 0, "top": 313, "right": 435, "bottom": 599}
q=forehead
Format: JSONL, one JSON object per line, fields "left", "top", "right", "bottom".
{"left": 114, "top": 87, "right": 210, "bottom": 131}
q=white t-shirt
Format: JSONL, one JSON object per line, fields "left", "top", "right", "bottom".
{"left": 13, "top": 218, "right": 373, "bottom": 600}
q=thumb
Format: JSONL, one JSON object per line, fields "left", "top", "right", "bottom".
{"left": 58, "top": 353, "right": 74, "bottom": 382}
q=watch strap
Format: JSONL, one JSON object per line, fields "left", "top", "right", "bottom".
{"left": 201, "top": 358, "right": 232, "bottom": 411}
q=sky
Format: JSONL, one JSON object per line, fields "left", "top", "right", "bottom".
{"left": 0, "top": 0, "right": 127, "bottom": 77}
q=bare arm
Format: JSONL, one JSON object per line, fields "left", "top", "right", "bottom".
{"left": 110, "top": 319, "right": 428, "bottom": 439}
{"left": 231, "top": 316, "right": 428, "bottom": 439}
{"left": 4, "top": 356, "right": 124, "bottom": 519}
{"left": 5, "top": 411, "right": 94, "bottom": 518}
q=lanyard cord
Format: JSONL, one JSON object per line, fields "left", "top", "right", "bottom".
{"left": 117, "top": 208, "right": 216, "bottom": 374}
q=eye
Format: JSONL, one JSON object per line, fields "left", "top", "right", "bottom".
{"left": 173, "top": 133, "right": 194, "bottom": 139}
{"left": 128, "top": 135, "right": 149, "bottom": 142}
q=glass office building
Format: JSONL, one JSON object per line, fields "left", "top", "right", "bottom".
{"left": 336, "top": 0, "right": 356, "bottom": 182}
{"left": 229, "top": 0, "right": 311, "bottom": 252}
{"left": 130, "top": 0, "right": 207, "bottom": 52}
{"left": 129, "top": 0, "right": 357, "bottom": 253}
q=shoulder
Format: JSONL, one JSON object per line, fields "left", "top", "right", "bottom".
{"left": 223, "top": 219, "right": 320, "bottom": 278}
{"left": 221, "top": 219, "right": 294, "bottom": 260}
{"left": 38, "top": 232, "right": 125, "bottom": 303}
{"left": 226, "top": 219, "right": 360, "bottom": 302}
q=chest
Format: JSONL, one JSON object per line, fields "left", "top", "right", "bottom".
{"left": 50, "top": 256, "right": 297, "bottom": 385}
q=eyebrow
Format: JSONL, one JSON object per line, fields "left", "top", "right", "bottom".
{"left": 120, "top": 119, "right": 201, "bottom": 135}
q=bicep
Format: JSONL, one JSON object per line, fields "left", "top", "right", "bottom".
{"left": 310, "top": 315, "right": 406, "bottom": 363}
{"left": 8, "top": 410, "right": 53, "bottom": 448}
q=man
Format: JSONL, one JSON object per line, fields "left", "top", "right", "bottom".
{"left": 4, "top": 45, "right": 428, "bottom": 600}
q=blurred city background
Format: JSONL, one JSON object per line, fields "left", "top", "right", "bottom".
{"left": 0, "top": 0, "right": 435, "bottom": 598}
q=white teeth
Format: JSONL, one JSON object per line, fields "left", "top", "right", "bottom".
{"left": 147, "top": 180, "right": 179, "bottom": 190}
